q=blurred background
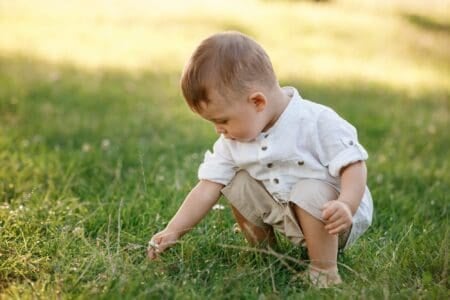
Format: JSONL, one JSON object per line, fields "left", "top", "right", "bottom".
{"left": 1, "top": 0, "right": 449, "bottom": 90}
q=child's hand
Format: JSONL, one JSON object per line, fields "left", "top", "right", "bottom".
{"left": 147, "top": 228, "right": 180, "bottom": 260}
{"left": 321, "top": 200, "right": 353, "bottom": 235}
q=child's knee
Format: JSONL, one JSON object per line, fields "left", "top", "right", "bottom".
{"left": 289, "top": 179, "right": 339, "bottom": 222}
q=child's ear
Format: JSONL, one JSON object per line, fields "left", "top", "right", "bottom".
{"left": 248, "top": 92, "right": 267, "bottom": 112}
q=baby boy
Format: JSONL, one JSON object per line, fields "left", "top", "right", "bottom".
{"left": 148, "top": 31, "right": 373, "bottom": 288}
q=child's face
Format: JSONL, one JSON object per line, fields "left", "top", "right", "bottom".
{"left": 198, "top": 90, "right": 267, "bottom": 142}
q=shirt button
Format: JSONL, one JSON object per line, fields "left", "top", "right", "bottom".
{"left": 264, "top": 134, "right": 269, "bottom": 138}
{"left": 273, "top": 178, "right": 279, "bottom": 184}
{"left": 349, "top": 140, "right": 354, "bottom": 145}
{"left": 297, "top": 161, "right": 304, "bottom": 166}
{"left": 261, "top": 146, "right": 268, "bottom": 151}
{"left": 267, "top": 163, "right": 273, "bottom": 168}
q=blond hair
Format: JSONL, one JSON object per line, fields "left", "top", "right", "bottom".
{"left": 180, "top": 31, "right": 277, "bottom": 112}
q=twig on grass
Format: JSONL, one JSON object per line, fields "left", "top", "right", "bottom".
{"left": 270, "top": 264, "right": 278, "bottom": 293}
{"left": 218, "top": 243, "right": 369, "bottom": 283}
{"left": 219, "top": 243, "right": 307, "bottom": 267}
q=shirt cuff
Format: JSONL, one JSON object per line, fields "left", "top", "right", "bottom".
{"left": 198, "top": 162, "right": 236, "bottom": 186}
{"left": 328, "top": 143, "right": 368, "bottom": 177}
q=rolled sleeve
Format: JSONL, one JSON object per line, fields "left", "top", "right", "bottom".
{"left": 198, "top": 136, "right": 237, "bottom": 185}
{"left": 317, "top": 109, "right": 368, "bottom": 177}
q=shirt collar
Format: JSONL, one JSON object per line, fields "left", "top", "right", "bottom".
{"left": 259, "top": 86, "right": 302, "bottom": 138}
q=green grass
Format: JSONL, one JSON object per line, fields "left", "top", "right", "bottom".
{"left": 1, "top": 0, "right": 449, "bottom": 299}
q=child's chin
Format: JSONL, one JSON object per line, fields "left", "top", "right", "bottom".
{"left": 225, "top": 135, "right": 254, "bottom": 142}
{"left": 225, "top": 136, "right": 239, "bottom": 141}
{"left": 235, "top": 137, "right": 255, "bottom": 143}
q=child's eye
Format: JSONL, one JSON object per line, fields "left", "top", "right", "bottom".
{"left": 217, "top": 120, "right": 228, "bottom": 124}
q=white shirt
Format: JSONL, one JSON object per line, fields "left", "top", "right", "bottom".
{"left": 198, "top": 87, "right": 373, "bottom": 246}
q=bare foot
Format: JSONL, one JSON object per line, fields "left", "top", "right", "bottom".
{"left": 307, "top": 266, "right": 342, "bottom": 288}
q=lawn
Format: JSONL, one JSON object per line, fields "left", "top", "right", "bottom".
{"left": 0, "top": 0, "right": 449, "bottom": 298}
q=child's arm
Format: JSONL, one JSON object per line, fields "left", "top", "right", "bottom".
{"left": 321, "top": 161, "right": 367, "bottom": 235}
{"left": 148, "top": 179, "right": 223, "bottom": 260}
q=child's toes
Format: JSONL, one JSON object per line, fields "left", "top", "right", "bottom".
{"left": 307, "top": 266, "right": 342, "bottom": 288}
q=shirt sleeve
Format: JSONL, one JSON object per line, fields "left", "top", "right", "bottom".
{"left": 316, "top": 109, "right": 368, "bottom": 177}
{"left": 198, "top": 136, "right": 237, "bottom": 185}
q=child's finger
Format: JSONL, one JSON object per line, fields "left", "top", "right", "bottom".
{"left": 147, "top": 236, "right": 163, "bottom": 260}
{"left": 325, "top": 217, "right": 351, "bottom": 234}
{"left": 328, "top": 223, "right": 348, "bottom": 235}
{"left": 321, "top": 204, "right": 338, "bottom": 220}
{"left": 325, "top": 219, "right": 343, "bottom": 231}
{"left": 325, "top": 213, "right": 340, "bottom": 224}
{"left": 154, "top": 236, "right": 163, "bottom": 245}
{"left": 321, "top": 201, "right": 335, "bottom": 212}
{"left": 148, "top": 248, "right": 157, "bottom": 260}
{"left": 321, "top": 202, "right": 331, "bottom": 210}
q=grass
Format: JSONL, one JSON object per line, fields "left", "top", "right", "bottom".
{"left": 0, "top": 0, "right": 449, "bottom": 298}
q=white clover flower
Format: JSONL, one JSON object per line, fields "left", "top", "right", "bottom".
{"left": 212, "top": 204, "right": 225, "bottom": 210}
{"left": 376, "top": 174, "right": 383, "bottom": 184}
{"left": 82, "top": 143, "right": 92, "bottom": 152}
{"left": 101, "top": 139, "right": 111, "bottom": 150}
{"left": 72, "top": 227, "right": 84, "bottom": 236}
{"left": 21, "top": 139, "right": 30, "bottom": 148}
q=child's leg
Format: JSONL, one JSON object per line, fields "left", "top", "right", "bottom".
{"left": 292, "top": 205, "right": 338, "bottom": 270}
{"left": 289, "top": 179, "right": 345, "bottom": 287}
{"left": 222, "top": 170, "right": 285, "bottom": 247}
{"left": 230, "top": 204, "right": 276, "bottom": 246}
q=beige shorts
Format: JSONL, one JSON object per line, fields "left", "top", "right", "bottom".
{"left": 221, "top": 170, "right": 350, "bottom": 249}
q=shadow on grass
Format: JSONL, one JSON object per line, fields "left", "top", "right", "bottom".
{"left": 403, "top": 13, "right": 450, "bottom": 34}
{"left": 2, "top": 53, "right": 448, "bottom": 152}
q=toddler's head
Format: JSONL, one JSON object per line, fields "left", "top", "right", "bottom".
{"left": 180, "top": 32, "right": 282, "bottom": 142}
{"left": 181, "top": 31, "right": 278, "bottom": 113}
